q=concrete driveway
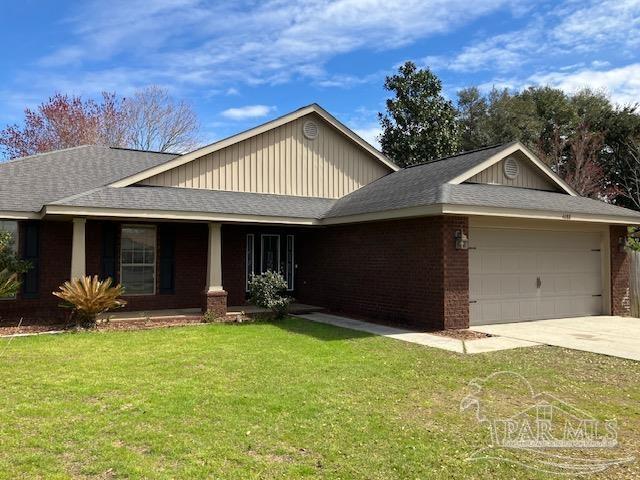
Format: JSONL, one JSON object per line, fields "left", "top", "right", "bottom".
{"left": 471, "top": 316, "right": 640, "bottom": 361}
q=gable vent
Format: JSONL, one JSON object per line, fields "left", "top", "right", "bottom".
{"left": 303, "top": 120, "right": 319, "bottom": 140}
{"left": 503, "top": 156, "right": 520, "bottom": 179}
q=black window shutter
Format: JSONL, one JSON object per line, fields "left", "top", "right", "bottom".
{"left": 101, "top": 223, "right": 117, "bottom": 281}
{"left": 21, "top": 221, "right": 39, "bottom": 298}
{"left": 159, "top": 226, "right": 175, "bottom": 294}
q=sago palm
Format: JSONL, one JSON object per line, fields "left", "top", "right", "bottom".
{"left": 53, "top": 275, "right": 126, "bottom": 328}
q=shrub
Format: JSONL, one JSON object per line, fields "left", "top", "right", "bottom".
{"left": 0, "top": 230, "right": 30, "bottom": 297}
{"left": 0, "top": 269, "right": 19, "bottom": 298}
{"left": 248, "top": 271, "right": 293, "bottom": 318}
{"left": 53, "top": 275, "right": 127, "bottom": 328}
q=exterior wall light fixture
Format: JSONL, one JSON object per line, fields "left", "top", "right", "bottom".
{"left": 455, "top": 230, "right": 469, "bottom": 250}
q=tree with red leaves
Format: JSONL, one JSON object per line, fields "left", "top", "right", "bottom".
{"left": 0, "top": 87, "right": 199, "bottom": 159}
{"left": 0, "top": 93, "right": 127, "bottom": 159}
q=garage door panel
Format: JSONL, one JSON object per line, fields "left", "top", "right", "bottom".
{"left": 499, "top": 276, "right": 521, "bottom": 296}
{"left": 469, "top": 228, "right": 604, "bottom": 325}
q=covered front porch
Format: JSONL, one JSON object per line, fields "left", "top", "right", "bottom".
{"left": 65, "top": 217, "right": 311, "bottom": 319}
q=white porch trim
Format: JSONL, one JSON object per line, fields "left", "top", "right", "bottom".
{"left": 207, "top": 222, "right": 224, "bottom": 292}
{"left": 70, "top": 217, "right": 86, "bottom": 280}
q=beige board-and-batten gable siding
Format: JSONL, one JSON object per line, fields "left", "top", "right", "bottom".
{"left": 465, "top": 150, "right": 560, "bottom": 192}
{"left": 138, "top": 113, "right": 392, "bottom": 199}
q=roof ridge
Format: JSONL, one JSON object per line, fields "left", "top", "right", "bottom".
{"left": 109, "top": 146, "right": 180, "bottom": 155}
{"left": 1, "top": 144, "right": 93, "bottom": 165}
{"left": 404, "top": 141, "right": 518, "bottom": 169}
{"left": 49, "top": 186, "right": 108, "bottom": 205}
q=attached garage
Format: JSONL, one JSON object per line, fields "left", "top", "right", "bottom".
{"left": 469, "top": 222, "right": 608, "bottom": 325}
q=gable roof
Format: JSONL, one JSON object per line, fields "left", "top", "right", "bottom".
{"left": 37, "top": 141, "right": 640, "bottom": 225}
{"left": 1, "top": 133, "right": 639, "bottom": 225}
{"left": 0, "top": 146, "right": 178, "bottom": 215}
{"left": 447, "top": 140, "right": 577, "bottom": 196}
{"left": 108, "top": 103, "right": 399, "bottom": 188}
{"left": 323, "top": 142, "right": 640, "bottom": 223}
{"left": 324, "top": 143, "right": 516, "bottom": 218}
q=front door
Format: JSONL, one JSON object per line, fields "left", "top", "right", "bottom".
{"left": 246, "top": 232, "right": 295, "bottom": 294}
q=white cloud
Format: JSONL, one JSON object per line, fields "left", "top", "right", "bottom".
{"left": 550, "top": 0, "right": 640, "bottom": 52}
{"left": 423, "top": 27, "right": 539, "bottom": 73}
{"left": 528, "top": 63, "right": 640, "bottom": 105}
{"left": 425, "top": 0, "right": 640, "bottom": 75}
{"left": 221, "top": 105, "right": 275, "bottom": 120}
{"left": 30, "top": 0, "right": 515, "bottom": 91}
{"left": 353, "top": 125, "right": 382, "bottom": 149}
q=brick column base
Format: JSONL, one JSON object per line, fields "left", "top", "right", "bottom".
{"left": 205, "top": 290, "right": 229, "bottom": 320}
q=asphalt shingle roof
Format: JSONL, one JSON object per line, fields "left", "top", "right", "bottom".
{"left": 53, "top": 186, "right": 336, "bottom": 219}
{"left": 2, "top": 141, "right": 639, "bottom": 222}
{"left": 0, "top": 146, "right": 178, "bottom": 212}
{"left": 324, "top": 143, "right": 516, "bottom": 218}
{"left": 443, "top": 183, "right": 640, "bottom": 218}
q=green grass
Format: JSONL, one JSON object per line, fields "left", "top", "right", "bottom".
{"left": 0, "top": 317, "right": 638, "bottom": 479}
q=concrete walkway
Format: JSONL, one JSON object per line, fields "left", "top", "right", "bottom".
{"left": 296, "top": 313, "right": 539, "bottom": 354}
{"left": 471, "top": 316, "right": 640, "bottom": 361}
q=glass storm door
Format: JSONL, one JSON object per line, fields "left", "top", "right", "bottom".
{"left": 260, "top": 235, "right": 280, "bottom": 273}
{"left": 247, "top": 233, "right": 295, "bottom": 293}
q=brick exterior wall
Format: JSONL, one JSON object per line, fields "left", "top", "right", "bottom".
{"left": 295, "top": 216, "right": 470, "bottom": 330}
{"left": 442, "top": 216, "right": 469, "bottom": 328}
{"left": 0, "top": 220, "right": 72, "bottom": 325}
{"left": 610, "top": 225, "right": 631, "bottom": 316}
{"left": 0, "top": 220, "right": 209, "bottom": 324}
{"left": 222, "top": 224, "right": 248, "bottom": 306}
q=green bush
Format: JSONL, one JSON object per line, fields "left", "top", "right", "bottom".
{"left": 248, "top": 271, "right": 293, "bottom": 318}
{"left": 0, "top": 231, "right": 30, "bottom": 298}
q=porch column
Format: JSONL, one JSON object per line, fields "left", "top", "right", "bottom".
{"left": 70, "top": 218, "right": 86, "bottom": 280}
{"left": 205, "top": 222, "right": 228, "bottom": 318}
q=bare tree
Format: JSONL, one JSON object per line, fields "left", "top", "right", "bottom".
{"left": 124, "top": 86, "right": 199, "bottom": 153}
{"left": 617, "top": 140, "right": 640, "bottom": 210}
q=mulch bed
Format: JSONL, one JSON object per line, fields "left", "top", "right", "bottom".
{"left": 102, "top": 316, "right": 205, "bottom": 331}
{"left": 0, "top": 324, "right": 66, "bottom": 336}
{"left": 0, "top": 316, "right": 209, "bottom": 336}
{"left": 430, "top": 329, "right": 490, "bottom": 340}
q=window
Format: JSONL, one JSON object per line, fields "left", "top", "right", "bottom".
{"left": 286, "top": 235, "right": 294, "bottom": 291}
{"left": 0, "top": 221, "right": 18, "bottom": 252}
{"left": 0, "top": 220, "right": 18, "bottom": 299}
{"left": 120, "top": 225, "right": 156, "bottom": 295}
{"left": 246, "top": 234, "right": 254, "bottom": 291}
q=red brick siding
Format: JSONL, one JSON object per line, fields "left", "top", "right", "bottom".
{"left": 112, "top": 222, "right": 208, "bottom": 312}
{"left": 442, "top": 216, "right": 469, "bottom": 328}
{"left": 610, "top": 225, "right": 631, "bottom": 316}
{"left": 0, "top": 220, "right": 209, "bottom": 324}
{"left": 295, "top": 216, "right": 469, "bottom": 330}
{"left": 1, "top": 217, "right": 472, "bottom": 328}
{"left": 0, "top": 220, "right": 72, "bottom": 325}
{"left": 222, "top": 225, "right": 248, "bottom": 306}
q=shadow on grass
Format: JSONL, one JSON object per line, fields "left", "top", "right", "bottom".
{"left": 271, "top": 316, "right": 375, "bottom": 342}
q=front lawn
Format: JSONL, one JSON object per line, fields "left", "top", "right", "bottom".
{"left": 0, "top": 318, "right": 638, "bottom": 479}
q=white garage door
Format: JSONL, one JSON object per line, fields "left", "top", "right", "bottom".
{"left": 469, "top": 228, "right": 603, "bottom": 325}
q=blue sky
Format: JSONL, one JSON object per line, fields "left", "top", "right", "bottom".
{"left": 1, "top": 0, "right": 639, "bottom": 148}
